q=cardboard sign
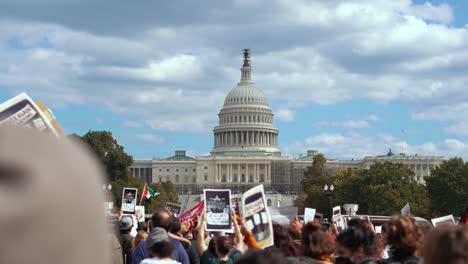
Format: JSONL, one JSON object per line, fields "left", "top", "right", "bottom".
{"left": 135, "top": 206, "right": 145, "bottom": 222}
{"left": 304, "top": 208, "right": 316, "bottom": 224}
{"left": 0, "top": 93, "right": 60, "bottom": 137}
{"left": 122, "top": 188, "right": 138, "bottom": 214}
{"left": 165, "top": 202, "right": 182, "bottom": 218}
{"left": 242, "top": 185, "right": 274, "bottom": 248}
{"left": 332, "top": 205, "right": 341, "bottom": 223}
{"left": 431, "top": 215, "right": 456, "bottom": 227}
{"left": 204, "top": 189, "right": 232, "bottom": 232}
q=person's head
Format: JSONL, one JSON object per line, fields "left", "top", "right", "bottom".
{"left": 383, "top": 215, "right": 422, "bottom": 259}
{"left": 288, "top": 217, "right": 303, "bottom": 240}
{"left": 235, "top": 249, "right": 292, "bottom": 264}
{"left": 185, "top": 231, "right": 193, "bottom": 240}
{"left": 215, "top": 236, "right": 232, "bottom": 258}
{"left": 422, "top": 225, "right": 468, "bottom": 264}
{"left": 302, "top": 221, "right": 334, "bottom": 259}
{"left": 169, "top": 218, "right": 182, "bottom": 234}
{"left": 150, "top": 209, "right": 172, "bottom": 231}
{"left": 146, "top": 227, "right": 175, "bottom": 259}
{"left": 336, "top": 220, "right": 379, "bottom": 263}
{"left": 272, "top": 222, "right": 302, "bottom": 257}
{"left": 132, "top": 231, "right": 148, "bottom": 252}
{"left": 120, "top": 216, "right": 133, "bottom": 234}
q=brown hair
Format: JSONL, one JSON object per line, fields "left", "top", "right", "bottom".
{"left": 422, "top": 225, "right": 468, "bottom": 264}
{"left": 272, "top": 222, "right": 303, "bottom": 257}
{"left": 383, "top": 215, "right": 422, "bottom": 259}
{"left": 132, "top": 231, "right": 148, "bottom": 253}
{"left": 302, "top": 221, "right": 334, "bottom": 259}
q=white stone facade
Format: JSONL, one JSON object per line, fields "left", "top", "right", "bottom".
{"left": 130, "top": 50, "right": 445, "bottom": 196}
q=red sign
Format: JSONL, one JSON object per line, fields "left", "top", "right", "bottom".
{"left": 179, "top": 200, "right": 204, "bottom": 223}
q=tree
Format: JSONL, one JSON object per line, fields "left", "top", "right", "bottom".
{"left": 426, "top": 158, "right": 468, "bottom": 217}
{"left": 78, "top": 130, "right": 133, "bottom": 182}
{"left": 330, "top": 162, "right": 430, "bottom": 217}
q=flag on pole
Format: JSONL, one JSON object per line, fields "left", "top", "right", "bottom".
{"left": 401, "top": 203, "right": 411, "bottom": 215}
{"left": 140, "top": 183, "right": 160, "bottom": 205}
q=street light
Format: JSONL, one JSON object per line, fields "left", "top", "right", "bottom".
{"left": 324, "top": 184, "right": 335, "bottom": 219}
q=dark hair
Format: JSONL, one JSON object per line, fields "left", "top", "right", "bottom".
{"left": 336, "top": 219, "right": 379, "bottom": 259}
{"left": 151, "top": 209, "right": 172, "bottom": 231}
{"left": 216, "top": 236, "right": 232, "bottom": 257}
{"left": 422, "top": 225, "right": 468, "bottom": 264}
{"left": 148, "top": 241, "right": 175, "bottom": 258}
{"left": 235, "top": 249, "right": 292, "bottom": 264}
{"left": 170, "top": 218, "right": 182, "bottom": 234}
{"left": 272, "top": 222, "right": 302, "bottom": 257}
{"left": 383, "top": 215, "right": 422, "bottom": 259}
{"left": 302, "top": 221, "right": 334, "bottom": 259}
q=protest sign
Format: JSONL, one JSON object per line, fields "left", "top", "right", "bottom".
{"left": 431, "top": 215, "right": 456, "bottom": 227}
{"left": 242, "top": 185, "right": 273, "bottom": 248}
{"left": 166, "top": 202, "right": 182, "bottom": 218}
{"left": 332, "top": 205, "right": 341, "bottom": 223}
{"left": 0, "top": 93, "right": 60, "bottom": 137}
{"left": 304, "top": 208, "right": 316, "bottom": 224}
{"left": 122, "top": 188, "right": 138, "bottom": 214}
{"left": 204, "top": 189, "right": 232, "bottom": 232}
{"left": 231, "top": 194, "right": 242, "bottom": 225}
{"left": 135, "top": 206, "right": 145, "bottom": 222}
{"left": 179, "top": 200, "right": 204, "bottom": 223}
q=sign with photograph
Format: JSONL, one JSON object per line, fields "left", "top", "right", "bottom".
{"left": 332, "top": 205, "right": 342, "bottom": 223}
{"left": 204, "top": 189, "right": 232, "bottom": 232}
{"left": 121, "top": 188, "right": 138, "bottom": 214}
{"left": 0, "top": 93, "right": 60, "bottom": 136}
{"left": 242, "top": 185, "right": 274, "bottom": 248}
{"left": 431, "top": 215, "right": 456, "bottom": 227}
{"left": 135, "top": 206, "right": 145, "bottom": 222}
{"left": 165, "top": 202, "right": 182, "bottom": 218}
{"left": 231, "top": 194, "right": 242, "bottom": 225}
{"left": 304, "top": 208, "right": 316, "bottom": 224}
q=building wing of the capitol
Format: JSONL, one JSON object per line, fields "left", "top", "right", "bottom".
{"left": 130, "top": 49, "right": 444, "bottom": 206}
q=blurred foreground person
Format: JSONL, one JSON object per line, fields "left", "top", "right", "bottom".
{"left": 381, "top": 216, "right": 422, "bottom": 264}
{"left": 298, "top": 221, "right": 334, "bottom": 264}
{"left": 235, "top": 250, "right": 292, "bottom": 264}
{"left": 335, "top": 219, "right": 379, "bottom": 264}
{"left": 0, "top": 127, "right": 110, "bottom": 263}
{"left": 121, "top": 216, "right": 135, "bottom": 263}
{"left": 422, "top": 225, "right": 468, "bottom": 264}
{"left": 140, "top": 228, "right": 180, "bottom": 264}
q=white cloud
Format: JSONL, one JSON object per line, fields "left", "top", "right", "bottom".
{"left": 315, "top": 120, "right": 370, "bottom": 129}
{"left": 367, "top": 115, "right": 381, "bottom": 121}
{"left": 443, "top": 122, "right": 468, "bottom": 136}
{"left": 282, "top": 133, "right": 468, "bottom": 160}
{"left": 276, "top": 109, "right": 295, "bottom": 122}
{"left": 135, "top": 134, "right": 166, "bottom": 144}
{"left": 123, "top": 120, "right": 143, "bottom": 128}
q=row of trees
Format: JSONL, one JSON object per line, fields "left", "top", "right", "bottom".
{"left": 71, "top": 131, "right": 179, "bottom": 213}
{"left": 297, "top": 154, "right": 468, "bottom": 219}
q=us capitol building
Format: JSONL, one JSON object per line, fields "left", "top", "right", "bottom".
{"left": 130, "top": 49, "right": 444, "bottom": 208}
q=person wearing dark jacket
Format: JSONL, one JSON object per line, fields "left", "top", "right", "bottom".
{"left": 120, "top": 216, "right": 134, "bottom": 264}
{"left": 132, "top": 209, "right": 189, "bottom": 264}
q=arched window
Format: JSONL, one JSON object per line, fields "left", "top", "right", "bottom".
{"left": 267, "top": 199, "right": 272, "bottom": 207}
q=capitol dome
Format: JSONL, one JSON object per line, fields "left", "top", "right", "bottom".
{"left": 212, "top": 49, "right": 280, "bottom": 156}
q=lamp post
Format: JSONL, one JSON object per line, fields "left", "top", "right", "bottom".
{"left": 324, "top": 184, "right": 334, "bottom": 219}
{"left": 102, "top": 184, "right": 113, "bottom": 215}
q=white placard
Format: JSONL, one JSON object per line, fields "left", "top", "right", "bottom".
{"left": 304, "top": 208, "right": 316, "bottom": 224}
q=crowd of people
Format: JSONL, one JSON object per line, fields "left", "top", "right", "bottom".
{"left": 112, "top": 209, "right": 468, "bottom": 264}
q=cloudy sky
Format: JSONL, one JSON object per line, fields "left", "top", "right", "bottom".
{"left": 1, "top": 0, "right": 468, "bottom": 160}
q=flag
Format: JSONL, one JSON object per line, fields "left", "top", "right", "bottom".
{"left": 140, "top": 183, "right": 160, "bottom": 205}
{"left": 401, "top": 203, "right": 411, "bottom": 215}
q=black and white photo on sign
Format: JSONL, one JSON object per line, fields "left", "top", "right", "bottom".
{"left": 121, "top": 188, "right": 138, "bottom": 214}
{"left": 332, "top": 205, "right": 341, "bottom": 222}
{"left": 135, "top": 206, "right": 145, "bottom": 222}
{"left": 165, "top": 202, "right": 182, "bottom": 218}
{"left": 204, "top": 189, "right": 232, "bottom": 231}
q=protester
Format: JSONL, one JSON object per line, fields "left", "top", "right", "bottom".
{"left": 121, "top": 216, "right": 135, "bottom": 264}
{"left": 381, "top": 215, "right": 423, "bottom": 264}
{"left": 133, "top": 231, "right": 148, "bottom": 253}
{"left": 140, "top": 227, "right": 180, "bottom": 264}
{"left": 335, "top": 219, "right": 380, "bottom": 264}
{"left": 235, "top": 249, "right": 292, "bottom": 264}
{"left": 422, "top": 224, "right": 468, "bottom": 264}
{"left": 271, "top": 222, "right": 302, "bottom": 257}
{"left": 300, "top": 221, "right": 334, "bottom": 264}
{"left": 132, "top": 209, "right": 189, "bottom": 264}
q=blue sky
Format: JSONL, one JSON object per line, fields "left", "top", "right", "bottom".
{"left": 1, "top": 0, "right": 468, "bottom": 160}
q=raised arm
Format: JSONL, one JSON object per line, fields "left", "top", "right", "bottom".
{"left": 197, "top": 212, "right": 208, "bottom": 255}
